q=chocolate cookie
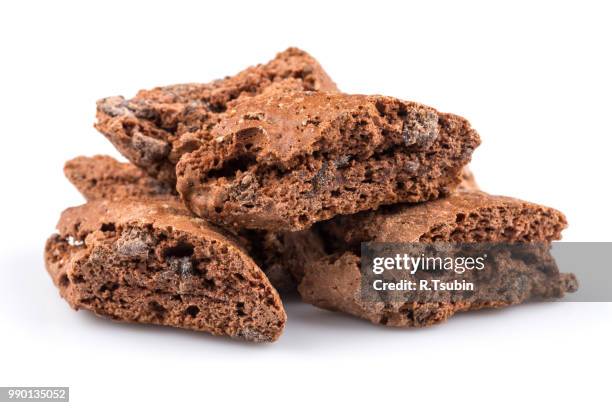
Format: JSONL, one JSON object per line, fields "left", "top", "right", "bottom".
{"left": 259, "top": 168, "right": 481, "bottom": 294}
{"left": 64, "top": 155, "right": 175, "bottom": 201}
{"left": 44, "top": 198, "right": 286, "bottom": 342}
{"left": 62, "top": 155, "right": 297, "bottom": 294}
{"left": 292, "top": 192, "right": 576, "bottom": 326}
{"left": 95, "top": 48, "right": 338, "bottom": 185}
{"left": 176, "top": 92, "right": 480, "bottom": 231}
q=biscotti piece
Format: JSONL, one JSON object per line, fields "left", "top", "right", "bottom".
{"left": 62, "top": 155, "right": 297, "bottom": 294}
{"left": 44, "top": 198, "right": 286, "bottom": 342}
{"left": 263, "top": 166, "right": 479, "bottom": 294}
{"left": 64, "top": 155, "right": 175, "bottom": 201}
{"left": 176, "top": 91, "right": 480, "bottom": 232}
{"left": 295, "top": 192, "right": 576, "bottom": 327}
{"left": 95, "top": 48, "right": 338, "bottom": 185}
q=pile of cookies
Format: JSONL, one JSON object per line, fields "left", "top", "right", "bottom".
{"left": 44, "top": 48, "right": 576, "bottom": 342}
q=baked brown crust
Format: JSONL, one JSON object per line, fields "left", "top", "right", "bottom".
{"left": 64, "top": 155, "right": 175, "bottom": 201}
{"left": 321, "top": 191, "right": 568, "bottom": 245}
{"left": 62, "top": 156, "right": 477, "bottom": 295}
{"left": 95, "top": 48, "right": 338, "bottom": 185}
{"left": 62, "top": 155, "right": 298, "bottom": 294}
{"left": 176, "top": 92, "right": 480, "bottom": 232}
{"left": 44, "top": 197, "right": 286, "bottom": 342}
{"left": 292, "top": 192, "right": 576, "bottom": 326}
{"left": 263, "top": 168, "right": 479, "bottom": 294}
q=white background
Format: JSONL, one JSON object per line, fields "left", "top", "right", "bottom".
{"left": 1, "top": 1, "right": 610, "bottom": 407}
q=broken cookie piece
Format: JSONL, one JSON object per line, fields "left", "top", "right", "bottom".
{"left": 176, "top": 91, "right": 480, "bottom": 232}
{"left": 64, "top": 155, "right": 175, "bottom": 201}
{"left": 261, "top": 167, "right": 480, "bottom": 294}
{"left": 292, "top": 192, "right": 576, "bottom": 327}
{"left": 95, "top": 48, "right": 338, "bottom": 185}
{"left": 44, "top": 198, "right": 286, "bottom": 342}
{"left": 62, "top": 155, "right": 297, "bottom": 294}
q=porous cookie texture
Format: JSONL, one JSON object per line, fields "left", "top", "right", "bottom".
{"left": 176, "top": 92, "right": 480, "bottom": 232}
{"left": 95, "top": 48, "right": 338, "bottom": 185}
{"left": 44, "top": 198, "right": 286, "bottom": 342}
{"left": 62, "top": 155, "right": 296, "bottom": 294}
{"left": 293, "top": 192, "right": 576, "bottom": 327}
{"left": 64, "top": 155, "right": 175, "bottom": 201}
{"left": 259, "top": 168, "right": 481, "bottom": 294}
